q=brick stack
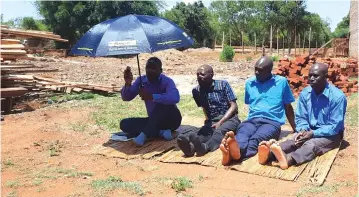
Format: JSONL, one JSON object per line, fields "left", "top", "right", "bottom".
{"left": 274, "top": 56, "right": 358, "bottom": 97}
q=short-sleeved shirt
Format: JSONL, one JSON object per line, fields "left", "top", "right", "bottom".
{"left": 192, "top": 80, "right": 237, "bottom": 120}
{"left": 245, "top": 75, "right": 295, "bottom": 125}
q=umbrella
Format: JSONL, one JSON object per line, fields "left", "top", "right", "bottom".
{"left": 71, "top": 14, "right": 194, "bottom": 84}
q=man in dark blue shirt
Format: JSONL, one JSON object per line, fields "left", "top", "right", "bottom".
{"left": 258, "top": 63, "right": 347, "bottom": 169}
{"left": 177, "top": 65, "right": 240, "bottom": 157}
{"left": 120, "top": 57, "right": 182, "bottom": 146}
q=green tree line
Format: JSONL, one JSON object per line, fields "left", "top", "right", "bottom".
{"left": 0, "top": 1, "right": 350, "bottom": 49}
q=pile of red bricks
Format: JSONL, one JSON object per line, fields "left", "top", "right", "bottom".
{"left": 274, "top": 56, "right": 358, "bottom": 97}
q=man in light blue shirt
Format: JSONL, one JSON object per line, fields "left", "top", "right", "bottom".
{"left": 220, "top": 56, "right": 296, "bottom": 166}
{"left": 258, "top": 63, "right": 347, "bottom": 169}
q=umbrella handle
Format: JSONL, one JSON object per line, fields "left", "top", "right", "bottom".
{"left": 137, "top": 54, "right": 144, "bottom": 87}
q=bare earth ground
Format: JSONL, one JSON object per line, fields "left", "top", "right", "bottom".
{"left": 2, "top": 50, "right": 358, "bottom": 197}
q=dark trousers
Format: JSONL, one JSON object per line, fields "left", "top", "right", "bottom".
{"left": 279, "top": 133, "right": 342, "bottom": 165}
{"left": 120, "top": 104, "right": 182, "bottom": 138}
{"left": 236, "top": 117, "right": 281, "bottom": 158}
{"left": 178, "top": 115, "right": 240, "bottom": 152}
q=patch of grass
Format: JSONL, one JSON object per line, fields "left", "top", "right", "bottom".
{"left": 246, "top": 56, "right": 253, "bottom": 61}
{"left": 6, "top": 191, "right": 18, "bottom": 197}
{"left": 50, "top": 92, "right": 98, "bottom": 103}
{"left": 91, "top": 176, "right": 145, "bottom": 196}
{"left": 6, "top": 180, "right": 21, "bottom": 189}
{"left": 53, "top": 168, "right": 93, "bottom": 178}
{"left": 32, "top": 179, "right": 43, "bottom": 186}
{"left": 48, "top": 140, "right": 62, "bottom": 157}
{"left": 70, "top": 122, "right": 88, "bottom": 132}
{"left": 345, "top": 93, "right": 358, "bottom": 127}
{"left": 171, "top": 177, "right": 193, "bottom": 192}
{"left": 3, "top": 159, "right": 15, "bottom": 167}
{"left": 296, "top": 182, "right": 354, "bottom": 197}
{"left": 177, "top": 95, "right": 203, "bottom": 118}
{"left": 270, "top": 55, "right": 280, "bottom": 62}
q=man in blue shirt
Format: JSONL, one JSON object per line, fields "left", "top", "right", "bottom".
{"left": 177, "top": 65, "right": 240, "bottom": 157}
{"left": 120, "top": 57, "right": 182, "bottom": 146}
{"left": 258, "top": 63, "right": 346, "bottom": 169}
{"left": 220, "top": 56, "right": 296, "bottom": 166}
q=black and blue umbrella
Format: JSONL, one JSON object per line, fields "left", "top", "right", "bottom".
{"left": 71, "top": 14, "right": 194, "bottom": 82}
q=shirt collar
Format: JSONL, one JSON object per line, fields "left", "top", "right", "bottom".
{"left": 310, "top": 82, "right": 330, "bottom": 97}
{"left": 254, "top": 74, "right": 274, "bottom": 84}
{"left": 142, "top": 74, "right": 163, "bottom": 84}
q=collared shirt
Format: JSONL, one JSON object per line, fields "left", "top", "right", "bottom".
{"left": 192, "top": 80, "right": 237, "bottom": 120}
{"left": 295, "top": 83, "right": 347, "bottom": 137}
{"left": 121, "top": 74, "right": 180, "bottom": 116}
{"left": 245, "top": 75, "right": 295, "bottom": 125}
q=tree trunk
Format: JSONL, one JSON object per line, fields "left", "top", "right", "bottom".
{"left": 302, "top": 32, "right": 305, "bottom": 54}
{"left": 222, "top": 31, "right": 224, "bottom": 49}
{"left": 277, "top": 29, "right": 279, "bottom": 55}
{"left": 254, "top": 32, "right": 257, "bottom": 55}
{"left": 298, "top": 34, "right": 301, "bottom": 55}
{"left": 294, "top": 26, "right": 297, "bottom": 56}
{"left": 270, "top": 25, "right": 273, "bottom": 56}
{"left": 308, "top": 27, "right": 312, "bottom": 55}
{"left": 242, "top": 31, "right": 244, "bottom": 54}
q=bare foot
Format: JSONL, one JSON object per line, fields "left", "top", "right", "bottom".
{"left": 226, "top": 131, "right": 241, "bottom": 160}
{"left": 258, "top": 141, "right": 271, "bottom": 165}
{"left": 220, "top": 141, "right": 231, "bottom": 166}
{"left": 270, "top": 143, "right": 289, "bottom": 170}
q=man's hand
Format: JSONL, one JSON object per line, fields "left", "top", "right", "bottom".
{"left": 211, "top": 122, "right": 222, "bottom": 129}
{"left": 139, "top": 88, "right": 153, "bottom": 101}
{"left": 295, "top": 130, "right": 313, "bottom": 146}
{"left": 124, "top": 66, "right": 133, "bottom": 86}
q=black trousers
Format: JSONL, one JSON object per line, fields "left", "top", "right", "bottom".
{"left": 178, "top": 114, "right": 241, "bottom": 152}
{"left": 279, "top": 133, "right": 343, "bottom": 165}
{"left": 120, "top": 104, "right": 182, "bottom": 138}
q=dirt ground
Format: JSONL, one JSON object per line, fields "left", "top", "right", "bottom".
{"left": 1, "top": 49, "right": 358, "bottom": 197}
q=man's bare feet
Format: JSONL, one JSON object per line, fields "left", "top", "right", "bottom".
{"left": 226, "top": 131, "right": 241, "bottom": 160}
{"left": 270, "top": 142, "right": 289, "bottom": 170}
{"left": 220, "top": 143, "right": 231, "bottom": 166}
{"left": 258, "top": 139, "right": 277, "bottom": 165}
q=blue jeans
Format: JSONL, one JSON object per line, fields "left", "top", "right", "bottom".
{"left": 235, "top": 117, "right": 281, "bottom": 158}
{"left": 120, "top": 104, "right": 182, "bottom": 138}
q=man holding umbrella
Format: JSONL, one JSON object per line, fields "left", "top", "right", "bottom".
{"left": 120, "top": 57, "right": 182, "bottom": 146}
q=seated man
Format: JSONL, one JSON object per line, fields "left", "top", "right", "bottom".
{"left": 258, "top": 63, "right": 347, "bottom": 169}
{"left": 177, "top": 65, "right": 240, "bottom": 157}
{"left": 220, "top": 56, "right": 296, "bottom": 165}
{"left": 120, "top": 57, "right": 182, "bottom": 146}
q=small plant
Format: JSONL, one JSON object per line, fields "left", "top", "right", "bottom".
{"left": 270, "top": 55, "right": 279, "bottom": 62}
{"left": 3, "top": 160, "right": 14, "bottom": 167}
{"left": 91, "top": 176, "right": 145, "bottom": 196}
{"left": 48, "top": 140, "right": 62, "bottom": 157}
{"left": 171, "top": 177, "right": 193, "bottom": 192}
{"left": 6, "top": 180, "right": 20, "bottom": 189}
{"left": 32, "top": 179, "right": 43, "bottom": 186}
{"left": 220, "top": 45, "right": 235, "bottom": 62}
{"left": 6, "top": 191, "right": 18, "bottom": 197}
{"left": 50, "top": 92, "right": 97, "bottom": 103}
{"left": 246, "top": 56, "right": 253, "bottom": 61}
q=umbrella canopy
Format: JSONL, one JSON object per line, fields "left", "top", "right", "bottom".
{"left": 71, "top": 14, "right": 194, "bottom": 57}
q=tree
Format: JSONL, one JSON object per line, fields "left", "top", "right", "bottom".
{"left": 22, "top": 17, "right": 39, "bottom": 30}
{"left": 163, "top": 1, "right": 214, "bottom": 47}
{"left": 332, "top": 14, "right": 349, "bottom": 38}
{"left": 35, "top": 1, "right": 160, "bottom": 47}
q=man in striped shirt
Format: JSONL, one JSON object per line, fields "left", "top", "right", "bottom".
{"left": 177, "top": 65, "right": 240, "bottom": 157}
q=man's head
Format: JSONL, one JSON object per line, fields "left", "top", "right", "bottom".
{"left": 308, "top": 63, "right": 328, "bottom": 91}
{"left": 146, "top": 57, "right": 162, "bottom": 83}
{"left": 254, "top": 56, "right": 273, "bottom": 83}
{"left": 196, "top": 64, "right": 214, "bottom": 88}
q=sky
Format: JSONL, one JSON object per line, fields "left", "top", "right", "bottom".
{"left": 0, "top": 0, "right": 351, "bottom": 32}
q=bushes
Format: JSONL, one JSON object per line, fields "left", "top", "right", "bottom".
{"left": 220, "top": 45, "right": 235, "bottom": 62}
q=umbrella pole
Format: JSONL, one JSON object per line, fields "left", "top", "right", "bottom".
{"left": 137, "top": 54, "right": 143, "bottom": 86}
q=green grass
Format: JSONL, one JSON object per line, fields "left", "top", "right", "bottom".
{"left": 32, "top": 179, "right": 43, "bottom": 186}
{"left": 91, "top": 176, "right": 145, "bottom": 196}
{"left": 48, "top": 140, "right": 62, "bottom": 157}
{"left": 171, "top": 177, "right": 193, "bottom": 192}
{"left": 70, "top": 122, "right": 88, "bottom": 132}
{"left": 32, "top": 167, "right": 93, "bottom": 180}
{"left": 3, "top": 159, "right": 15, "bottom": 167}
{"left": 345, "top": 93, "right": 358, "bottom": 127}
{"left": 50, "top": 92, "right": 98, "bottom": 103}
{"left": 5, "top": 180, "right": 21, "bottom": 189}
{"left": 6, "top": 191, "right": 18, "bottom": 197}
{"left": 296, "top": 182, "right": 355, "bottom": 197}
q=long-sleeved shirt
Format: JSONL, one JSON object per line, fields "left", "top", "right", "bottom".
{"left": 295, "top": 83, "right": 347, "bottom": 137}
{"left": 121, "top": 74, "right": 180, "bottom": 116}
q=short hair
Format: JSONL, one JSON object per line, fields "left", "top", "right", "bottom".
{"left": 146, "top": 57, "right": 162, "bottom": 69}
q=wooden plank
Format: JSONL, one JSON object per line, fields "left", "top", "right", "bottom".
{"left": 1, "top": 54, "right": 34, "bottom": 60}
{"left": 0, "top": 39, "right": 21, "bottom": 44}
{"left": 1, "top": 28, "right": 60, "bottom": 38}
{"left": 0, "top": 44, "right": 25, "bottom": 49}
{"left": 0, "top": 49, "right": 27, "bottom": 55}
{"left": 1, "top": 74, "right": 34, "bottom": 81}
{"left": 1, "top": 28, "right": 68, "bottom": 42}
{"left": 1, "top": 25, "right": 9, "bottom": 29}
{"left": 1, "top": 69, "right": 59, "bottom": 73}
{"left": 0, "top": 64, "right": 36, "bottom": 69}
{"left": 1, "top": 87, "right": 29, "bottom": 98}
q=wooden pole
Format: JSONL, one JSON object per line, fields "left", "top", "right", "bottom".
{"left": 302, "top": 32, "right": 305, "bottom": 54}
{"left": 308, "top": 27, "right": 311, "bottom": 55}
{"left": 254, "top": 32, "right": 257, "bottom": 55}
{"left": 298, "top": 34, "right": 301, "bottom": 55}
{"left": 222, "top": 31, "right": 224, "bottom": 49}
{"left": 277, "top": 29, "right": 279, "bottom": 55}
{"left": 214, "top": 36, "right": 216, "bottom": 49}
{"left": 270, "top": 25, "right": 273, "bottom": 55}
{"left": 282, "top": 35, "right": 285, "bottom": 56}
{"left": 316, "top": 40, "right": 318, "bottom": 51}
{"left": 242, "top": 31, "right": 244, "bottom": 54}
{"left": 230, "top": 30, "right": 231, "bottom": 46}
{"left": 294, "top": 26, "right": 297, "bottom": 56}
